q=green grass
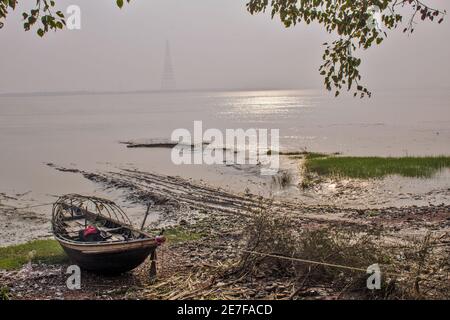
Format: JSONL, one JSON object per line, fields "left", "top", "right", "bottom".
{"left": 304, "top": 152, "right": 329, "bottom": 160}
{"left": 0, "top": 286, "right": 10, "bottom": 300}
{"left": 267, "top": 149, "right": 330, "bottom": 157}
{"left": 266, "top": 149, "right": 331, "bottom": 160}
{"left": 305, "top": 156, "right": 450, "bottom": 179}
{"left": 164, "top": 227, "right": 204, "bottom": 243}
{"left": 0, "top": 239, "right": 68, "bottom": 270}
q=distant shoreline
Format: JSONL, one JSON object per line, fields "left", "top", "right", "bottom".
{"left": 0, "top": 87, "right": 316, "bottom": 98}
{"left": 1, "top": 87, "right": 449, "bottom": 98}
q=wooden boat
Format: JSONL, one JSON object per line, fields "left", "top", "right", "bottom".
{"left": 52, "top": 194, "right": 161, "bottom": 274}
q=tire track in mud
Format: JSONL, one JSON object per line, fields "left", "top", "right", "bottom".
{"left": 49, "top": 165, "right": 449, "bottom": 239}
{"left": 85, "top": 169, "right": 363, "bottom": 225}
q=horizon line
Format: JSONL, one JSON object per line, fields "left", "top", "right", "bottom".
{"left": 0, "top": 87, "right": 319, "bottom": 98}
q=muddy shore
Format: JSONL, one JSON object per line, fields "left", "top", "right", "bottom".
{"left": 1, "top": 163, "right": 449, "bottom": 300}
{"left": 1, "top": 155, "right": 449, "bottom": 246}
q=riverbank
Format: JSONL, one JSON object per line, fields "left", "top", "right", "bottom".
{"left": 1, "top": 160, "right": 449, "bottom": 300}
{"left": 1, "top": 204, "right": 449, "bottom": 299}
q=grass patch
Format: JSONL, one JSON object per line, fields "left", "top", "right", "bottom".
{"left": 305, "top": 156, "right": 450, "bottom": 179}
{"left": 234, "top": 206, "right": 391, "bottom": 296}
{"left": 267, "top": 149, "right": 330, "bottom": 158}
{"left": 267, "top": 150, "right": 304, "bottom": 156}
{"left": 0, "top": 286, "right": 10, "bottom": 300}
{"left": 165, "top": 227, "right": 204, "bottom": 244}
{"left": 0, "top": 239, "right": 68, "bottom": 270}
{"left": 232, "top": 206, "right": 449, "bottom": 299}
{"left": 304, "top": 152, "right": 329, "bottom": 160}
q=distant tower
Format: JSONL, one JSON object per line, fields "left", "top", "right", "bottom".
{"left": 161, "top": 41, "right": 177, "bottom": 91}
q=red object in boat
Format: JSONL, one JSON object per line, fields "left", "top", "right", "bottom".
{"left": 83, "top": 225, "right": 99, "bottom": 238}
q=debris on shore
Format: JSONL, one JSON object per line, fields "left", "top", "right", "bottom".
{"left": 1, "top": 166, "right": 448, "bottom": 300}
{"left": 120, "top": 138, "right": 210, "bottom": 149}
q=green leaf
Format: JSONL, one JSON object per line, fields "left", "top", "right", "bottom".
{"left": 116, "top": 0, "right": 124, "bottom": 8}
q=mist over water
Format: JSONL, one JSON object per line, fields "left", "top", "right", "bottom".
{"left": 0, "top": 88, "right": 449, "bottom": 204}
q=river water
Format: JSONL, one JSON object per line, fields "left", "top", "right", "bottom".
{"left": 0, "top": 88, "right": 449, "bottom": 208}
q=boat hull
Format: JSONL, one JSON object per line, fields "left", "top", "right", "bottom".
{"left": 57, "top": 238, "right": 157, "bottom": 274}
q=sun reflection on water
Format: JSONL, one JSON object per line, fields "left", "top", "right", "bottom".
{"left": 217, "top": 90, "right": 317, "bottom": 118}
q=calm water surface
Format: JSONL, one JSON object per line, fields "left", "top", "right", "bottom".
{"left": 0, "top": 89, "right": 449, "bottom": 206}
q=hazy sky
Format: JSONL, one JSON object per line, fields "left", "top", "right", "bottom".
{"left": 1, "top": 0, "right": 449, "bottom": 93}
